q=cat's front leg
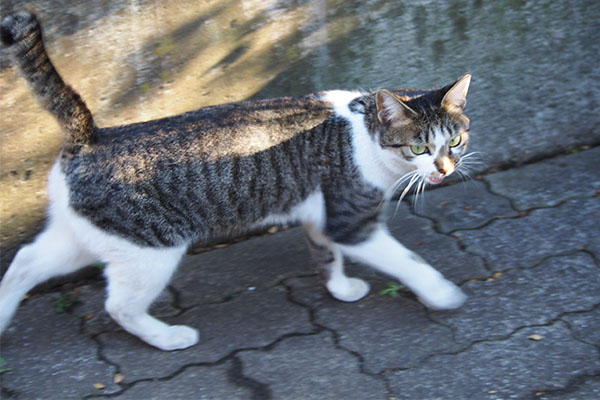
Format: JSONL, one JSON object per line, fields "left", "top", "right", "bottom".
{"left": 337, "top": 226, "right": 466, "bottom": 310}
{"left": 304, "top": 224, "right": 370, "bottom": 302}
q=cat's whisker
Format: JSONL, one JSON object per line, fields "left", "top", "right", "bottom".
{"left": 394, "top": 173, "right": 420, "bottom": 215}
{"left": 412, "top": 175, "right": 426, "bottom": 209}
{"left": 460, "top": 152, "right": 486, "bottom": 167}
{"left": 456, "top": 168, "right": 471, "bottom": 182}
{"left": 380, "top": 170, "right": 419, "bottom": 209}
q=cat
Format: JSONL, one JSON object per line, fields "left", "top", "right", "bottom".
{"left": 0, "top": 11, "right": 471, "bottom": 351}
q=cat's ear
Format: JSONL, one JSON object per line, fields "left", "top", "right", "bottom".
{"left": 375, "top": 89, "right": 417, "bottom": 127}
{"left": 441, "top": 74, "right": 471, "bottom": 114}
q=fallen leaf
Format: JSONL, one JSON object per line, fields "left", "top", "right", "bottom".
{"left": 94, "top": 383, "right": 106, "bottom": 390}
{"left": 114, "top": 373, "right": 125, "bottom": 384}
{"left": 85, "top": 313, "right": 94, "bottom": 321}
{"left": 463, "top": 205, "right": 473, "bottom": 210}
{"left": 528, "top": 334, "right": 543, "bottom": 341}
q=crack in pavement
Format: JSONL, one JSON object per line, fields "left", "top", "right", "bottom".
{"left": 384, "top": 315, "right": 600, "bottom": 376}
{"left": 280, "top": 277, "right": 394, "bottom": 395}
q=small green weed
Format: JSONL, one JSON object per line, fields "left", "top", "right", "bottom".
{"left": 379, "top": 282, "right": 406, "bottom": 298}
{"left": 55, "top": 292, "right": 80, "bottom": 313}
{"left": 0, "top": 357, "right": 13, "bottom": 374}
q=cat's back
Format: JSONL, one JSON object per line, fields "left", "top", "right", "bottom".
{"left": 88, "top": 94, "right": 333, "bottom": 162}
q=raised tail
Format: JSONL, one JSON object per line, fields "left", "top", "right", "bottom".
{"left": 1, "top": 11, "right": 96, "bottom": 147}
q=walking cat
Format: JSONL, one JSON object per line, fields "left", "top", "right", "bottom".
{"left": 0, "top": 12, "right": 471, "bottom": 350}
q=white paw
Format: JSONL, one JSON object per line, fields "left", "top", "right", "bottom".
{"left": 328, "top": 277, "right": 370, "bottom": 302}
{"left": 151, "top": 325, "right": 199, "bottom": 351}
{"left": 417, "top": 279, "right": 467, "bottom": 310}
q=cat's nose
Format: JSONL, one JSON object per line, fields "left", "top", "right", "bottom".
{"left": 435, "top": 156, "right": 455, "bottom": 175}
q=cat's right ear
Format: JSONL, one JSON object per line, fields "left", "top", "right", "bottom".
{"left": 375, "top": 89, "right": 417, "bottom": 128}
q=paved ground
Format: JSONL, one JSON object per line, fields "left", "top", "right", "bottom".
{"left": 1, "top": 146, "right": 599, "bottom": 399}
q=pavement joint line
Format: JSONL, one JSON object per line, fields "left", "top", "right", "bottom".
{"left": 474, "top": 142, "right": 600, "bottom": 177}
{"left": 424, "top": 311, "right": 460, "bottom": 344}
{"left": 227, "top": 355, "right": 272, "bottom": 400}
{"left": 479, "top": 175, "right": 522, "bottom": 214}
{"left": 454, "top": 248, "right": 598, "bottom": 287}
{"left": 90, "top": 339, "right": 288, "bottom": 399}
{"left": 445, "top": 194, "right": 598, "bottom": 238}
{"left": 280, "top": 277, "right": 391, "bottom": 387}
{"left": 447, "top": 235, "right": 494, "bottom": 280}
{"left": 165, "top": 284, "right": 186, "bottom": 314}
{"left": 559, "top": 302, "right": 600, "bottom": 349}
{"left": 580, "top": 248, "right": 600, "bottom": 268}
{"left": 383, "top": 318, "right": 597, "bottom": 376}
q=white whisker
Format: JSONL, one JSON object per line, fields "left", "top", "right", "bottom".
{"left": 382, "top": 171, "right": 418, "bottom": 202}
{"left": 413, "top": 176, "right": 426, "bottom": 209}
{"left": 394, "top": 173, "right": 420, "bottom": 215}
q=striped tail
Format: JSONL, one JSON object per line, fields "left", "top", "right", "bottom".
{"left": 1, "top": 11, "right": 96, "bottom": 147}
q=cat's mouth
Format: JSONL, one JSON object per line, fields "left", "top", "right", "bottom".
{"left": 425, "top": 176, "right": 444, "bottom": 185}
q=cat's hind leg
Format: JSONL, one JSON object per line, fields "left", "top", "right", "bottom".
{"left": 0, "top": 221, "right": 98, "bottom": 334}
{"left": 304, "top": 224, "right": 370, "bottom": 302}
{"left": 103, "top": 244, "right": 198, "bottom": 351}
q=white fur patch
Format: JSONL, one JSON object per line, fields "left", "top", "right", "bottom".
{"left": 261, "top": 190, "right": 326, "bottom": 229}
{"left": 323, "top": 90, "right": 399, "bottom": 191}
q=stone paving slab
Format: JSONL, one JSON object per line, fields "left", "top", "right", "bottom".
{"left": 386, "top": 322, "right": 600, "bottom": 400}
{"left": 485, "top": 146, "right": 600, "bottom": 210}
{"left": 455, "top": 197, "right": 600, "bottom": 271}
{"left": 411, "top": 180, "right": 519, "bottom": 233}
{"left": 0, "top": 296, "right": 119, "bottom": 399}
{"left": 430, "top": 253, "right": 600, "bottom": 347}
{"left": 95, "top": 286, "right": 314, "bottom": 383}
{"left": 287, "top": 275, "right": 458, "bottom": 374}
{"left": 238, "top": 331, "right": 389, "bottom": 400}
{"left": 173, "top": 227, "right": 314, "bottom": 308}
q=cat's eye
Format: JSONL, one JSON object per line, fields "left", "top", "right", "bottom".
{"left": 410, "top": 145, "right": 428, "bottom": 155}
{"left": 449, "top": 135, "right": 462, "bottom": 147}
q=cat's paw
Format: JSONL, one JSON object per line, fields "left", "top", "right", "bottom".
{"left": 151, "top": 325, "right": 199, "bottom": 351}
{"left": 418, "top": 280, "right": 466, "bottom": 310}
{"left": 328, "top": 277, "right": 370, "bottom": 302}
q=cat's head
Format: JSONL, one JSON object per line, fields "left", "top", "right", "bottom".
{"left": 374, "top": 74, "right": 472, "bottom": 187}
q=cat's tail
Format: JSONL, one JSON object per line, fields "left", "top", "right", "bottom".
{"left": 1, "top": 11, "right": 96, "bottom": 147}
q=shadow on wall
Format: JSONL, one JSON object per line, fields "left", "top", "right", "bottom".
{"left": 0, "top": 0, "right": 364, "bottom": 272}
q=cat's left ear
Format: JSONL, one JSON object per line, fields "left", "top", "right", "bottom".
{"left": 375, "top": 89, "right": 417, "bottom": 128}
{"left": 442, "top": 74, "right": 471, "bottom": 114}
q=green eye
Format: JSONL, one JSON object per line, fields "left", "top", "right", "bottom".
{"left": 449, "top": 135, "right": 462, "bottom": 147}
{"left": 410, "top": 145, "right": 428, "bottom": 155}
